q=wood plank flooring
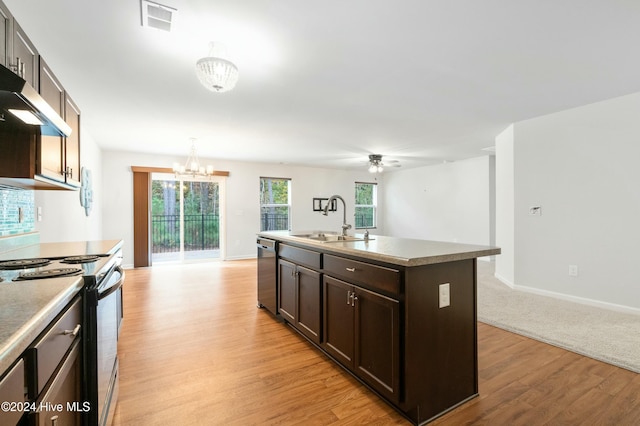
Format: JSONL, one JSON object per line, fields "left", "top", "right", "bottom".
{"left": 112, "top": 260, "right": 640, "bottom": 425}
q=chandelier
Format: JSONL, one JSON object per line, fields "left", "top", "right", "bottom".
{"left": 368, "top": 154, "right": 384, "bottom": 173}
{"left": 195, "top": 42, "right": 239, "bottom": 92}
{"left": 173, "top": 138, "right": 214, "bottom": 178}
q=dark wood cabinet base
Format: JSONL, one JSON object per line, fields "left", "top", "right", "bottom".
{"left": 271, "top": 238, "right": 480, "bottom": 425}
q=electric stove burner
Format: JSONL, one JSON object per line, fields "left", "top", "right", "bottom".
{"left": 62, "top": 255, "right": 100, "bottom": 264}
{"left": 0, "top": 258, "right": 51, "bottom": 270}
{"left": 15, "top": 267, "right": 82, "bottom": 280}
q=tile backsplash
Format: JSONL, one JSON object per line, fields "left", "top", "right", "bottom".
{"left": 0, "top": 187, "right": 36, "bottom": 236}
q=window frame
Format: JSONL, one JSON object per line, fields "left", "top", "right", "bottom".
{"left": 259, "top": 177, "right": 292, "bottom": 231}
{"left": 354, "top": 181, "right": 377, "bottom": 229}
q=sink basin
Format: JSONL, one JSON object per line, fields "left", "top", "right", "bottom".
{"left": 291, "top": 233, "right": 373, "bottom": 243}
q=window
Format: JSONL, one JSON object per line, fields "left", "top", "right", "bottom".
{"left": 260, "top": 177, "right": 291, "bottom": 231}
{"left": 355, "top": 182, "right": 377, "bottom": 229}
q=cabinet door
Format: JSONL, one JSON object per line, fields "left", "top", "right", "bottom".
{"left": 64, "top": 93, "right": 81, "bottom": 187}
{"left": 354, "top": 286, "right": 400, "bottom": 403}
{"left": 34, "top": 340, "right": 81, "bottom": 426}
{"left": 12, "top": 21, "right": 37, "bottom": 88}
{"left": 278, "top": 259, "right": 296, "bottom": 324}
{"left": 322, "top": 276, "right": 354, "bottom": 367}
{"left": 296, "top": 265, "right": 321, "bottom": 344}
{"left": 0, "top": 3, "right": 10, "bottom": 68}
{"left": 38, "top": 58, "right": 65, "bottom": 183}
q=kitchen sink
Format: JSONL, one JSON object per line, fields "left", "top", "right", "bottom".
{"left": 291, "top": 233, "right": 373, "bottom": 243}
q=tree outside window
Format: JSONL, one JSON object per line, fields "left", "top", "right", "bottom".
{"left": 355, "top": 182, "right": 376, "bottom": 229}
{"left": 260, "top": 177, "right": 291, "bottom": 231}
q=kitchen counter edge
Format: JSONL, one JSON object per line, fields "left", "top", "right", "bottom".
{"left": 257, "top": 231, "right": 500, "bottom": 267}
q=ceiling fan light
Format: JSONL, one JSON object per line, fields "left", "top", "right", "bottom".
{"left": 368, "top": 164, "right": 378, "bottom": 173}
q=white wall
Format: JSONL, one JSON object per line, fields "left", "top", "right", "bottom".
{"left": 382, "top": 156, "right": 494, "bottom": 247}
{"left": 499, "top": 92, "right": 640, "bottom": 312}
{"left": 34, "top": 130, "right": 103, "bottom": 242}
{"left": 101, "top": 150, "right": 383, "bottom": 266}
{"left": 495, "top": 125, "right": 515, "bottom": 285}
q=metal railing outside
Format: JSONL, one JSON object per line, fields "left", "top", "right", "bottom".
{"left": 261, "top": 213, "right": 289, "bottom": 231}
{"left": 152, "top": 214, "right": 220, "bottom": 253}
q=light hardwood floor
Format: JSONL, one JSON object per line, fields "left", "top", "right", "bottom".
{"left": 112, "top": 260, "right": 640, "bottom": 425}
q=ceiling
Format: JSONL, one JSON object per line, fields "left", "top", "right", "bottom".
{"left": 5, "top": 0, "right": 640, "bottom": 171}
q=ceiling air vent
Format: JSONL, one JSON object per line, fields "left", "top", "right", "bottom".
{"left": 140, "top": 0, "right": 176, "bottom": 32}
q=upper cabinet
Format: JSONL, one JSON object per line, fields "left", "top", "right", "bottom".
{"left": 63, "top": 93, "right": 81, "bottom": 187}
{"left": 0, "top": 0, "right": 82, "bottom": 190}
{"left": 12, "top": 21, "right": 38, "bottom": 89}
{"left": 0, "top": 2, "right": 10, "bottom": 68}
{"left": 38, "top": 58, "right": 81, "bottom": 188}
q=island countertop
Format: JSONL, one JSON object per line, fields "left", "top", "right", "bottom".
{"left": 258, "top": 231, "right": 500, "bottom": 267}
{"left": 0, "top": 276, "right": 84, "bottom": 374}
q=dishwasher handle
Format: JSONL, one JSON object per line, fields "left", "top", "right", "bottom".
{"left": 256, "top": 239, "right": 276, "bottom": 251}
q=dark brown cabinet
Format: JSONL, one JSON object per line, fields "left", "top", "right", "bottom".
{"left": 278, "top": 258, "right": 322, "bottom": 344}
{"left": 0, "top": 2, "right": 10, "bottom": 68}
{"left": 26, "top": 297, "right": 83, "bottom": 425}
{"left": 38, "top": 58, "right": 65, "bottom": 183}
{"left": 32, "top": 340, "right": 81, "bottom": 426}
{"left": 0, "top": 0, "right": 81, "bottom": 190}
{"left": 262, "top": 233, "right": 485, "bottom": 425}
{"left": 37, "top": 58, "right": 81, "bottom": 188}
{"left": 12, "top": 21, "right": 37, "bottom": 89}
{"left": 63, "top": 93, "right": 81, "bottom": 187}
{"left": 0, "top": 359, "right": 25, "bottom": 426}
{"left": 323, "top": 275, "right": 400, "bottom": 403}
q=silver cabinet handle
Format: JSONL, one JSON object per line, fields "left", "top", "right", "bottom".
{"left": 346, "top": 267, "right": 356, "bottom": 272}
{"left": 63, "top": 324, "right": 81, "bottom": 337}
{"left": 350, "top": 292, "right": 356, "bottom": 307}
{"left": 346, "top": 291, "right": 351, "bottom": 304}
{"left": 51, "top": 415, "right": 59, "bottom": 426}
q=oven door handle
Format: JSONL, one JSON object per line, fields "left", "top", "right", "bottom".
{"left": 98, "top": 266, "right": 125, "bottom": 300}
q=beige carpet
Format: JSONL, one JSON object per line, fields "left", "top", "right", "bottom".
{"left": 476, "top": 261, "right": 640, "bottom": 373}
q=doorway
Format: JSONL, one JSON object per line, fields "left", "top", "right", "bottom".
{"left": 151, "top": 174, "right": 225, "bottom": 262}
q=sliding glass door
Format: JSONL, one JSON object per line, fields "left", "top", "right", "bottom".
{"left": 151, "top": 174, "right": 224, "bottom": 262}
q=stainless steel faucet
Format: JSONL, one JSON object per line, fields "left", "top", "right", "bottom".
{"left": 323, "top": 195, "right": 352, "bottom": 236}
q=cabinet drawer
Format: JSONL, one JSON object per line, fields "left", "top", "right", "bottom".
{"left": 279, "top": 244, "right": 321, "bottom": 270}
{"left": 324, "top": 254, "right": 400, "bottom": 296}
{"left": 28, "top": 297, "right": 82, "bottom": 397}
{"left": 0, "top": 359, "right": 25, "bottom": 426}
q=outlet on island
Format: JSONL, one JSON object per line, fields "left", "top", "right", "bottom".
{"left": 439, "top": 283, "right": 451, "bottom": 308}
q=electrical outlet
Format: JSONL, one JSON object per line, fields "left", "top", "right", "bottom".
{"left": 439, "top": 283, "right": 450, "bottom": 308}
{"left": 569, "top": 265, "right": 578, "bottom": 277}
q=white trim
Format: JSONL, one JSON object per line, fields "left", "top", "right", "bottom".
{"left": 494, "top": 272, "right": 515, "bottom": 289}
{"left": 225, "top": 254, "right": 256, "bottom": 261}
{"left": 494, "top": 272, "right": 640, "bottom": 315}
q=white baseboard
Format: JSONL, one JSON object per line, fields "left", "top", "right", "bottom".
{"left": 494, "top": 272, "right": 515, "bottom": 289}
{"left": 224, "top": 254, "right": 256, "bottom": 261}
{"left": 493, "top": 274, "right": 640, "bottom": 315}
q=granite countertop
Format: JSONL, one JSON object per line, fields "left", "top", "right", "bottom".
{"left": 0, "top": 276, "right": 84, "bottom": 374}
{"left": 258, "top": 231, "right": 500, "bottom": 267}
{"left": 0, "top": 239, "right": 123, "bottom": 261}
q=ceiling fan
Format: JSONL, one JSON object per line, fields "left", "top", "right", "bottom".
{"left": 367, "top": 154, "right": 401, "bottom": 173}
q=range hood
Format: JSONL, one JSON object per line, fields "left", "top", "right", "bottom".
{"left": 0, "top": 65, "right": 71, "bottom": 137}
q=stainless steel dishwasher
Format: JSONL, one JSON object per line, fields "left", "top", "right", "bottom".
{"left": 257, "top": 238, "right": 278, "bottom": 316}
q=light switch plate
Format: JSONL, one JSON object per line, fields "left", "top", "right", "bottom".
{"left": 439, "top": 283, "right": 450, "bottom": 308}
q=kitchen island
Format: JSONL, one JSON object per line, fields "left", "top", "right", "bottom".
{"left": 257, "top": 230, "right": 500, "bottom": 425}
